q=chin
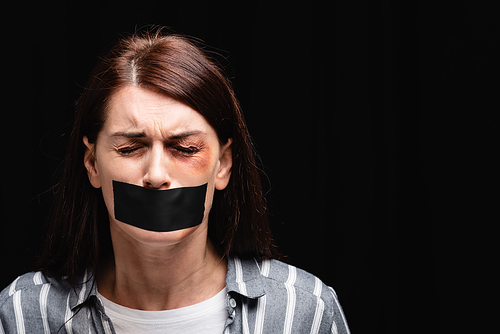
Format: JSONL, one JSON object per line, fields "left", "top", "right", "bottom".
{"left": 112, "top": 219, "right": 206, "bottom": 247}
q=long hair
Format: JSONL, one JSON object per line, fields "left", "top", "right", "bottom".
{"left": 37, "top": 29, "right": 279, "bottom": 285}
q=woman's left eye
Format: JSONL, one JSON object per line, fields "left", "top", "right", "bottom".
{"left": 174, "top": 146, "right": 200, "bottom": 155}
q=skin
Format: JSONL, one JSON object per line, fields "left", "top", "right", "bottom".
{"left": 83, "top": 85, "right": 232, "bottom": 311}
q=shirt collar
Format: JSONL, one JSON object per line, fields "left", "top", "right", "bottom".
{"left": 225, "top": 257, "right": 266, "bottom": 299}
{"left": 70, "top": 268, "right": 99, "bottom": 311}
{"left": 70, "top": 256, "right": 266, "bottom": 309}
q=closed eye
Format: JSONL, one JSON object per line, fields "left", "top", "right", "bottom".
{"left": 117, "top": 146, "right": 143, "bottom": 155}
{"left": 173, "top": 145, "right": 200, "bottom": 155}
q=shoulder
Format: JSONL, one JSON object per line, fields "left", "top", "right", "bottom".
{"left": 262, "top": 259, "right": 341, "bottom": 309}
{"left": 229, "top": 257, "right": 350, "bottom": 334}
{"left": 263, "top": 258, "right": 327, "bottom": 292}
{"left": 231, "top": 257, "right": 342, "bottom": 305}
{"left": 2, "top": 272, "right": 51, "bottom": 306}
{"left": 0, "top": 271, "right": 75, "bottom": 333}
{"left": 1, "top": 271, "right": 73, "bottom": 310}
{"left": 262, "top": 259, "right": 350, "bottom": 334}
{"left": 1, "top": 271, "right": 72, "bottom": 305}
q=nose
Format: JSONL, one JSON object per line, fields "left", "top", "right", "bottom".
{"left": 143, "top": 144, "right": 172, "bottom": 190}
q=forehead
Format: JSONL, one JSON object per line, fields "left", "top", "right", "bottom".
{"left": 103, "top": 86, "right": 213, "bottom": 138}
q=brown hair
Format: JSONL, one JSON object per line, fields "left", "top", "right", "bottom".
{"left": 37, "top": 29, "right": 279, "bottom": 284}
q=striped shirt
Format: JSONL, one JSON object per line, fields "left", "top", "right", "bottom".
{"left": 0, "top": 257, "right": 350, "bottom": 334}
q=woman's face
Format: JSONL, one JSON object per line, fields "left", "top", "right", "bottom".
{"left": 83, "top": 86, "right": 232, "bottom": 247}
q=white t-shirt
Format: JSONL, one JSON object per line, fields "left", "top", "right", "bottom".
{"left": 97, "top": 288, "right": 228, "bottom": 334}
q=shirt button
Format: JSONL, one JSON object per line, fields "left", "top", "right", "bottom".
{"left": 229, "top": 298, "right": 237, "bottom": 308}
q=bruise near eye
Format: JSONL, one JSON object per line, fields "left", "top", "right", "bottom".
{"left": 168, "top": 136, "right": 204, "bottom": 156}
{"left": 173, "top": 145, "right": 200, "bottom": 155}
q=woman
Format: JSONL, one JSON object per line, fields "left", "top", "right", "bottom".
{"left": 0, "top": 29, "right": 350, "bottom": 334}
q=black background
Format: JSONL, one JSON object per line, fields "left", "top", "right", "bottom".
{"left": 1, "top": 1, "right": 498, "bottom": 333}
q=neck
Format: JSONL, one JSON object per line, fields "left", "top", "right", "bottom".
{"left": 98, "top": 222, "right": 227, "bottom": 311}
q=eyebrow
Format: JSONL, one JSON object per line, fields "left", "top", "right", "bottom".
{"left": 169, "top": 131, "right": 203, "bottom": 140}
{"left": 111, "top": 130, "right": 203, "bottom": 140}
{"left": 111, "top": 131, "right": 146, "bottom": 139}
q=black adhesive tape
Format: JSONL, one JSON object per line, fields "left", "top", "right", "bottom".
{"left": 113, "top": 180, "right": 207, "bottom": 232}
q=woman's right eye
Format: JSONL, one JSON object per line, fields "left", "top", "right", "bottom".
{"left": 118, "top": 146, "right": 141, "bottom": 155}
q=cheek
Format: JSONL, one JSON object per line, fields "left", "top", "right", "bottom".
{"left": 169, "top": 148, "right": 220, "bottom": 184}
{"left": 170, "top": 147, "right": 213, "bottom": 172}
{"left": 94, "top": 149, "right": 139, "bottom": 220}
{"left": 202, "top": 182, "right": 216, "bottom": 217}
{"left": 94, "top": 159, "right": 119, "bottom": 221}
{"left": 176, "top": 155, "right": 219, "bottom": 218}
{"left": 166, "top": 153, "right": 220, "bottom": 223}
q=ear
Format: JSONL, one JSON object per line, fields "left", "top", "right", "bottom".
{"left": 83, "top": 136, "right": 102, "bottom": 189}
{"left": 214, "top": 138, "right": 233, "bottom": 190}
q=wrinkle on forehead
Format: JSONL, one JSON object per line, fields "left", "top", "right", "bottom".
{"left": 104, "top": 85, "right": 211, "bottom": 140}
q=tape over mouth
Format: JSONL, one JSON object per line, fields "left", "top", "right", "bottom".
{"left": 112, "top": 180, "right": 207, "bottom": 232}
